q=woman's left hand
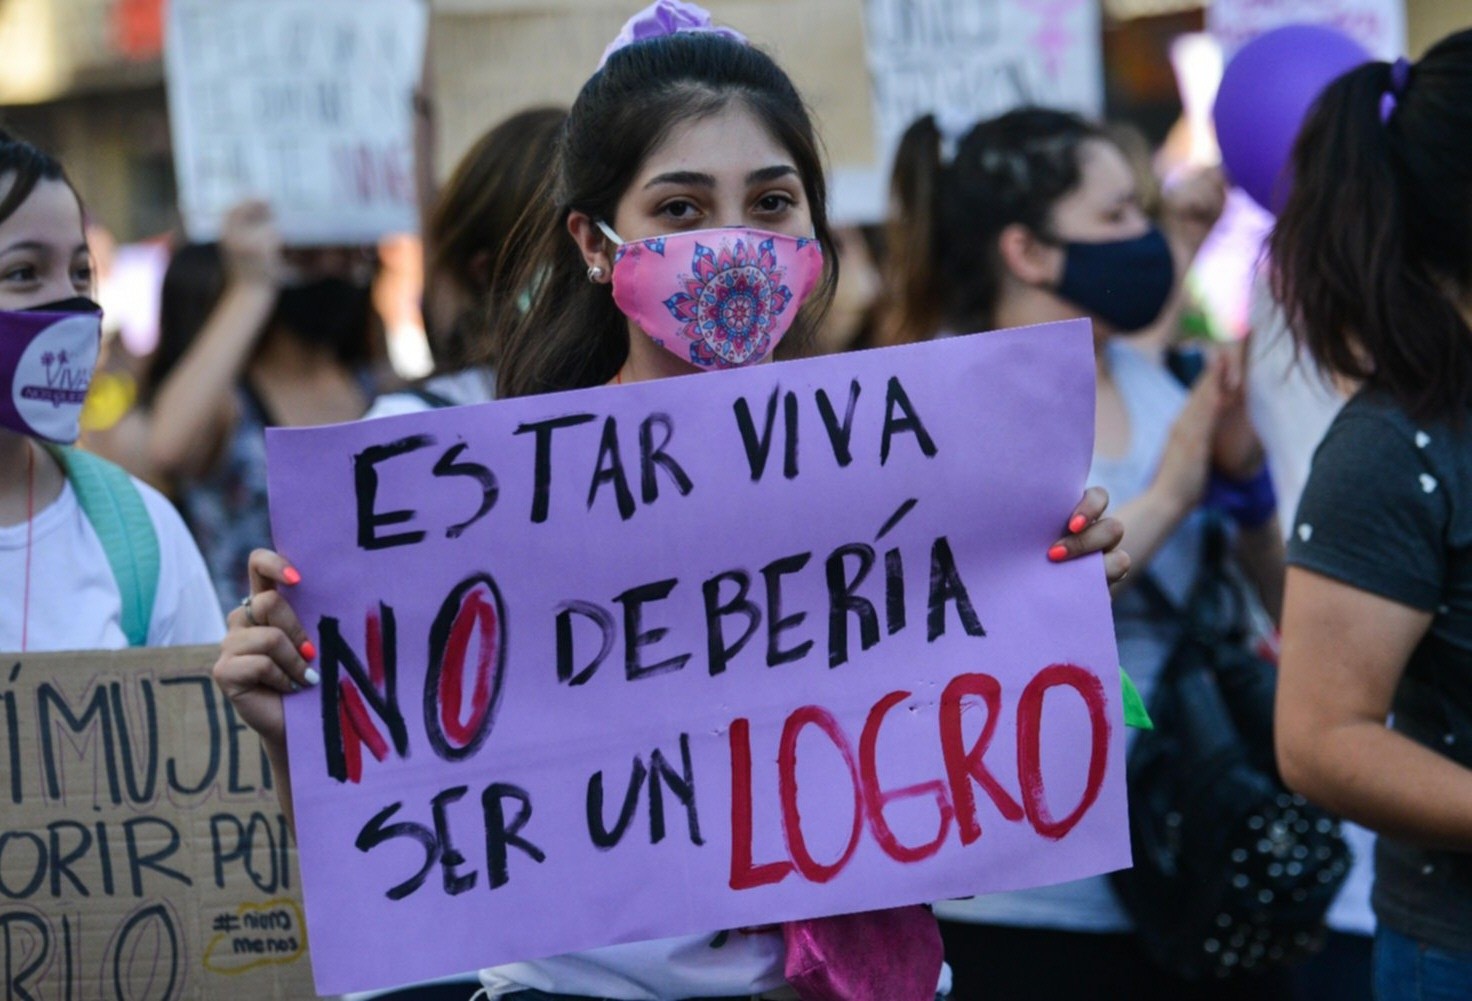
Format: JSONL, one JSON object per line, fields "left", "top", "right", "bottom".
{"left": 1049, "top": 485, "right": 1130, "bottom": 585}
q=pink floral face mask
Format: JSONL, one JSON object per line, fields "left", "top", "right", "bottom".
{"left": 598, "top": 221, "right": 823, "bottom": 370}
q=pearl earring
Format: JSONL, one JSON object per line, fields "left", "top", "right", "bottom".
{"left": 587, "top": 265, "right": 606, "bottom": 283}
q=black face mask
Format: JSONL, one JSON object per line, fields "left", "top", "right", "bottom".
{"left": 1052, "top": 227, "right": 1176, "bottom": 334}
{"left": 29, "top": 296, "right": 103, "bottom": 315}
{"left": 273, "top": 278, "right": 372, "bottom": 352}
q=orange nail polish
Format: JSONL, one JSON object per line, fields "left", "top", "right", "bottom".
{"left": 1069, "top": 515, "right": 1089, "bottom": 534}
{"left": 1048, "top": 544, "right": 1069, "bottom": 562}
{"left": 283, "top": 566, "right": 302, "bottom": 585}
{"left": 300, "top": 640, "right": 316, "bottom": 661}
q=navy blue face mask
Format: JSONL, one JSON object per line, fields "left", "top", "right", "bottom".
{"left": 1053, "top": 227, "right": 1175, "bottom": 334}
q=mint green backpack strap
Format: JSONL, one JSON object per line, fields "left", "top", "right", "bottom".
{"left": 46, "top": 446, "right": 160, "bottom": 647}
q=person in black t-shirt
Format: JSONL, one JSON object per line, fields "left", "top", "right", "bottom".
{"left": 1270, "top": 28, "right": 1472, "bottom": 999}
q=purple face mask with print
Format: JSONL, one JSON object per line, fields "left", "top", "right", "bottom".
{"left": 0, "top": 297, "right": 103, "bottom": 443}
{"left": 599, "top": 221, "right": 823, "bottom": 370}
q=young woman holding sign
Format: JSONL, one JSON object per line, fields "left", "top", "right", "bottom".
{"left": 0, "top": 130, "right": 223, "bottom": 650}
{"left": 883, "top": 110, "right": 1290, "bottom": 998}
{"left": 1271, "top": 31, "right": 1472, "bottom": 998}
{"left": 213, "top": 4, "right": 1127, "bottom": 997}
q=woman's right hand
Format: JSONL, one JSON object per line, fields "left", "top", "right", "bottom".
{"left": 220, "top": 200, "right": 284, "bottom": 291}
{"left": 1151, "top": 353, "right": 1226, "bottom": 514}
{"left": 213, "top": 548, "right": 318, "bottom": 749}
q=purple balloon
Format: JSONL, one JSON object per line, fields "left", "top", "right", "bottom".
{"left": 1214, "top": 24, "right": 1372, "bottom": 213}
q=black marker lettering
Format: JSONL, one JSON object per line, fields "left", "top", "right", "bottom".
{"left": 587, "top": 417, "right": 636, "bottom": 520}
{"left": 615, "top": 579, "right": 691, "bottom": 681}
{"left": 701, "top": 571, "right": 761, "bottom": 676}
{"left": 355, "top": 802, "right": 438, "bottom": 901}
{"left": 354, "top": 435, "right": 433, "bottom": 550}
{"left": 826, "top": 544, "right": 880, "bottom": 668}
{"left": 482, "top": 783, "right": 545, "bottom": 889}
{"left": 761, "top": 553, "right": 814, "bottom": 667}
{"left": 433, "top": 442, "right": 498, "bottom": 539}
{"left": 649, "top": 734, "right": 703, "bottom": 846}
{"left": 928, "top": 535, "right": 986, "bottom": 641}
{"left": 555, "top": 601, "right": 616, "bottom": 686}
{"left": 430, "top": 786, "right": 477, "bottom": 895}
{"left": 880, "top": 376, "right": 938, "bottom": 463}
{"left": 639, "top": 413, "right": 694, "bottom": 504}
{"left": 515, "top": 413, "right": 597, "bottom": 523}
{"left": 587, "top": 756, "right": 647, "bottom": 849}
{"left": 733, "top": 386, "right": 780, "bottom": 481}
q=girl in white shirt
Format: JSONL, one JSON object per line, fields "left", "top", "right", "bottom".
{"left": 0, "top": 129, "right": 222, "bottom": 652}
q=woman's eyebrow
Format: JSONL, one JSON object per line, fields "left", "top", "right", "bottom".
{"left": 0, "top": 239, "right": 48, "bottom": 256}
{"left": 644, "top": 171, "right": 717, "bottom": 190}
{"left": 746, "top": 165, "right": 797, "bottom": 184}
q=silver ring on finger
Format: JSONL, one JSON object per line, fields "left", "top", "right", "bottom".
{"left": 240, "top": 594, "right": 258, "bottom": 627}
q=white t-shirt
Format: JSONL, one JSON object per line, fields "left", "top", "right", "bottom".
{"left": 478, "top": 932, "right": 790, "bottom": 999}
{"left": 0, "top": 475, "right": 225, "bottom": 651}
{"left": 363, "top": 368, "right": 497, "bottom": 421}
{"left": 1244, "top": 282, "right": 1375, "bottom": 938}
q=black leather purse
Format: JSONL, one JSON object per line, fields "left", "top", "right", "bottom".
{"left": 1110, "top": 517, "right": 1352, "bottom": 980}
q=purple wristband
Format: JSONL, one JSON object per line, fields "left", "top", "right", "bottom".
{"left": 1205, "top": 466, "right": 1277, "bottom": 530}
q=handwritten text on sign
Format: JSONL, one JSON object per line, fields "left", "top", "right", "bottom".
{"left": 266, "top": 320, "right": 1128, "bottom": 995}
{"left": 864, "top": 0, "right": 1104, "bottom": 163}
{"left": 1209, "top": 0, "right": 1406, "bottom": 59}
{"left": 165, "top": 0, "right": 427, "bottom": 244}
{"left": 0, "top": 647, "right": 313, "bottom": 1000}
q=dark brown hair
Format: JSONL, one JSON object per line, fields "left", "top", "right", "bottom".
{"left": 426, "top": 106, "right": 567, "bottom": 369}
{"left": 881, "top": 108, "right": 1105, "bottom": 344}
{"left": 0, "top": 128, "right": 80, "bottom": 230}
{"left": 493, "top": 32, "right": 838, "bottom": 398}
{"left": 1271, "top": 28, "right": 1472, "bottom": 423}
{"left": 141, "top": 242, "right": 226, "bottom": 404}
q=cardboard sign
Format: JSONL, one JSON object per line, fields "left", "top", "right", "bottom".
{"left": 1209, "top": 0, "right": 1407, "bottom": 59}
{"left": 165, "top": 0, "right": 428, "bottom": 244}
{"left": 266, "top": 320, "right": 1128, "bottom": 995}
{"left": 0, "top": 646, "right": 312, "bottom": 1000}
{"left": 426, "top": 0, "right": 876, "bottom": 219}
{"left": 864, "top": 0, "right": 1104, "bottom": 171}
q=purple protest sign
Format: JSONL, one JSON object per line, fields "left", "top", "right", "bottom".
{"left": 266, "top": 319, "right": 1127, "bottom": 995}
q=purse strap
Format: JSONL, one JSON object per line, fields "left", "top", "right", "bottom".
{"left": 1130, "top": 513, "right": 1244, "bottom": 687}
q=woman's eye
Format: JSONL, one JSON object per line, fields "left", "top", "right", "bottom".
{"left": 2, "top": 265, "right": 37, "bottom": 283}
{"left": 72, "top": 263, "right": 94, "bottom": 286}
{"left": 659, "top": 200, "right": 699, "bottom": 220}
{"left": 756, "top": 193, "right": 795, "bottom": 213}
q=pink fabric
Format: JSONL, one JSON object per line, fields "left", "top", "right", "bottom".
{"left": 598, "top": 0, "right": 747, "bottom": 69}
{"left": 607, "top": 226, "right": 823, "bottom": 370}
{"left": 782, "top": 906, "right": 943, "bottom": 1001}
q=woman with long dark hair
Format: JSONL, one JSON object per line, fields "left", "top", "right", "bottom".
{"left": 883, "top": 107, "right": 1285, "bottom": 999}
{"left": 1272, "top": 29, "right": 1472, "bottom": 998}
{"left": 212, "top": 5, "right": 1128, "bottom": 996}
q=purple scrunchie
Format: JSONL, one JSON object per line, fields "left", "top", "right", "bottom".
{"left": 1379, "top": 55, "right": 1412, "bottom": 125}
{"left": 598, "top": 0, "right": 748, "bottom": 70}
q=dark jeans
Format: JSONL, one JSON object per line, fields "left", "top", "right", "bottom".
{"left": 939, "top": 921, "right": 1294, "bottom": 1001}
{"left": 1292, "top": 931, "right": 1373, "bottom": 1001}
{"left": 1373, "top": 926, "right": 1472, "bottom": 1001}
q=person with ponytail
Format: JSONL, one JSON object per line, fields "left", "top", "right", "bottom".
{"left": 883, "top": 108, "right": 1285, "bottom": 998}
{"left": 1271, "top": 29, "right": 1472, "bottom": 997}
{"left": 212, "top": 5, "right": 1128, "bottom": 997}
{"left": 0, "top": 129, "right": 223, "bottom": 650}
